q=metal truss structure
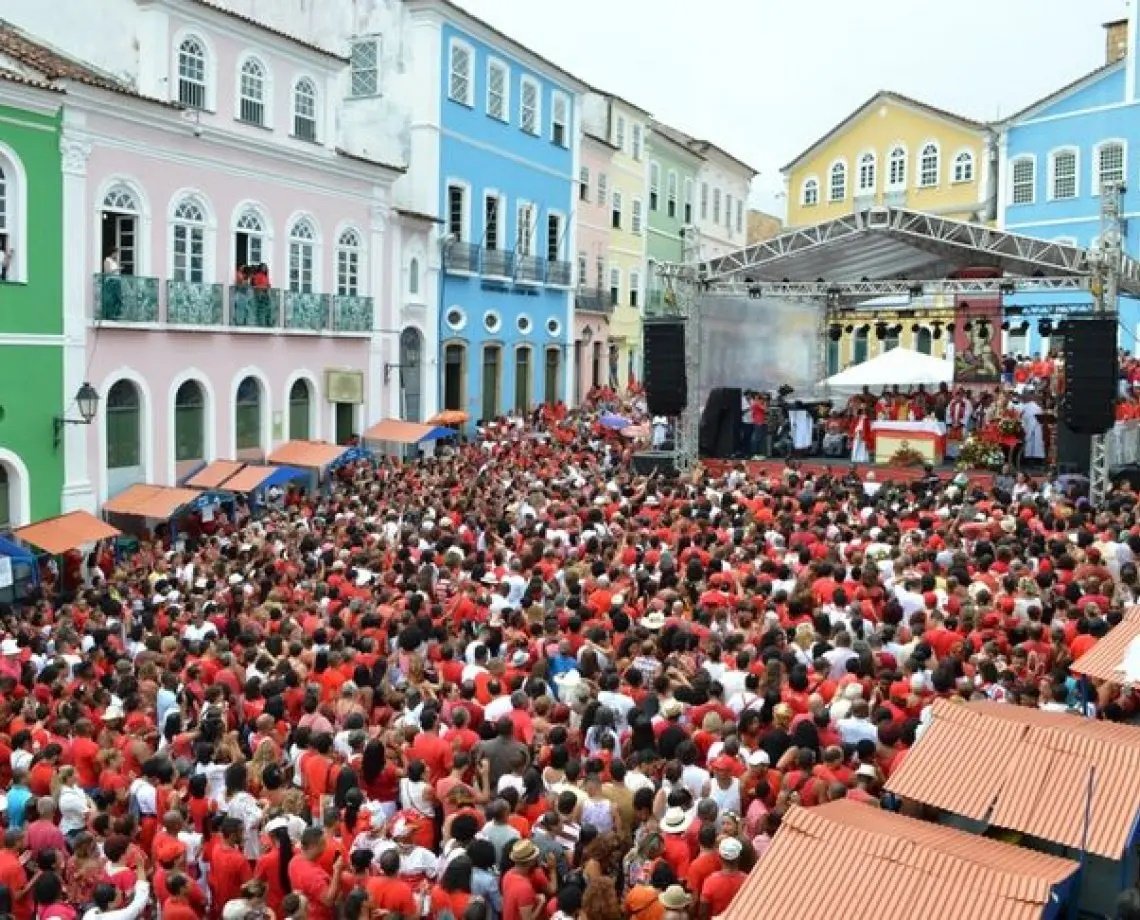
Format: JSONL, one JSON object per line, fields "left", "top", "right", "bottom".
{"left": 1090, "top": 182, "right": 1125, "bottom": 506}
{"left": 655, "top": 234, "right": 702, "bottom": 475}
{"left": 708, "top": 276, "right": 1090, "bottom": 300}
{"left": 701, "top": 206, "right": 1140, "bottom": 297}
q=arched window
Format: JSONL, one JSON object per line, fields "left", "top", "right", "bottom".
{"left": 482, "top": 345, "right": 501, "bottom": 421}
{"left": 1050, "top": 148, "right": 1078, "bottom": 200}
{"left": 801, "top": 178, "right": 819, "bottom": 207}
{"left": 0, "top": 146, "right": 27, "bottom": 283}
{"left": 0, "top": 465, "right": 9, "bottom": 529}
{"left": 1095, "top": 141, "right": 1125, "bottom": 190}
{"left": 177, "top": 36, "right": 208, "bottom": 109}
{"left": 858, "top": 152, "right": 876, "bottom": 192}
{"left": 288, "top": 218, "right": 316, "bottom": 293}
{"left": 235, "top": 376, "right": 263, "bottom": 451}
{"left": 172, "top": 197, "right": 206, "bottom": 283}
{"left": 514, "top": 346, "right": 532, "bottom": 414}
{"left": 288, "top": 378, "right": 311, "bottom": 440}
{"left": 916, "top": 327, "right": 933, "bottom": 355}
{"left": 238, "top": 57, "right": 267, "bottom": 125}
{"left": 888, "top": 145, "right": 906, "bottom": 188}
{"left": 106, "top": 380, "right": 141, "bottom": 470}
{"left": 101, "top": 185, "right": 140, "bottom": 276}
{"left": 235, "top": 207, "right": 266, "bottom": 269}
{"left": 919, "top": 143, "right": 940, "bottom": 187}
{"left": 408, "top": 257, "right": 420, "bottom": 296}
{"left": 293, "top": 77, "right": 318, "bottom": 141}
{"left": 953, "top": 150, "right": 974, "bottom": 183}
{"left": 336, "top": 228, "right": 361, "bottom": 296}
{"left": 400, "top": 327, "right": 424, "bottom": 422}
{"left": 829, "top": 161, "right": 847, "bottom": 202}
{"left": 174, "top": 380, "right": 205, "bottom": 462}
{"left": 0, "top": 165, "right": 7, "bottom": 267}
{"left": 852, "top": 327, "right": 869, "bottom": 365}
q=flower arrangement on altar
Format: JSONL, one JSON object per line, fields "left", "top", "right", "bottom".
{"left": 956, "top": 433, "right": 1006, "bottom": 470}
{"left": 889, "top": 444, "right": 926, "bottom": 467}
{"left": 997, "top": 416, "right": 1024, "bottom": 439}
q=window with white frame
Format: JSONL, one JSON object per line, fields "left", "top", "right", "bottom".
{"left": 953, "top": 150, "right": 974, "bottom": 183}
{"left": 609, "top": 267, "right": 620, "bottom": 306}
{"left": 611, "top": 190, "right": 622, "bottom": 230}
{"left": 802, "top": 178, "right": 819, "bottom": 206}
{"left": 597, "top": 173, "right": 608, "bottom": 207}
{"left": 665, "top": 171, "right": 678, "bottom": 218}
{"left": 552, "top": 93, "right": 569, "bottom": 147}
{"left": 484, "top": 194, "right": 501, "bottom": 250}
{"left": 829, "top": 162, "right": 846, "bottom": 201}
{"left": 0, "top": 166, "right": 8, "bottom": 275}
{"left": 516, "top": 202, "right": 535, "bottom": 256}
{"left": 520, "top": 77, "right": 540, "bottom": 135}
{"left": 725, "top": 193, "right": 733, "bottom": 231}
{"left": 293, "top": 78, "right": 317, "bottom": 140}
{"left": 447, "top": 183, "right": 466, "bottom": 241}
{"left": 177, "top": 36, "right": 208, "bottom": 109}
{"left": 683, "top": 178, "right": 693, "bottom": 223}
{"left": 0, "top": 152, "right": 22, "bottom": 282}
{"left": 712, "top": 188, "right": 721, "bottom": 223}
{"left": 700, "top": 182, "right": 708, "bottom": 220}
{"left": 888, "top": 145, "right": 906, "bottom": 188}
{"left": 486, "top": 58, "right": 508, "bottom": 121}
{"left": 736, "top": 200, "right": 743, "bottom": 234}
{"left": 448, "top": 39, "right": 473, "bottom": 106}
{"left": 919, "top": 143, "right": 940, "bottom": 187}
{"left": 288, "top": 218, "right": 316, "bottom": 293}
{"left": 349, "top": 37, "right": 379, "bottom": 97}
{"left": 632, "top": 124, "right": 642, "bottom": 160}
{"left": 615, "top": 115, "right": 625, "bottom": 151}
{"left": 858, "top": 152, "right": 876, "bottom": 192}
{"left": 579, "top": 166, "right": 589, "bottom": 202}
{"left": 546, "top": 213, "right": 562, "bottom": 262}
{"left": 1011, "top": 157, "right": 1035, "bottom": 204}
{"left": 171, "top": 196, "right": 206, "bottom": 283}
{"left": 1051, "top": 149, "right": 1077, "bottom": 199}
{"left": 336, "top": 228, "right": 361, "bottom": 296}
{"left": 632, "top": 198, "right": 643, "bottom": 234}
{"left": 649, "top": 162, "right": 660, "bottom": 211}
{"left": 1096, "top": 141, "right": 1125, "bottom": 190}
{"left": 629, "top": 270, "right": 640, "bottom": 308}
{"left": 577, "top": 252, "right": 587, "bottom": 286}
{"left": 238, "top": 57, "right": 267, "bottom": 125}
{"left": 235, "top": 208, "right": 266, "bottom": 268}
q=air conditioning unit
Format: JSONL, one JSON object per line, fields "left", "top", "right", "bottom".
{"left": 325, "top": 369, "right": 364, "bottom": 404}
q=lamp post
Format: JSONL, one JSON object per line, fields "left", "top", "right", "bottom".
{"left": 53, "top": 382, "right": 99, "bottom": 450}
{"left": 384, "top": 337, "right": 421, "bottom": 384}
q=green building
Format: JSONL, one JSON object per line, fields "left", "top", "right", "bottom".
{"left": 0, "top": 78, "right": 65, "bottom": 527}
{"left": 645, "top": 122, "right": 705, "bottom": 313}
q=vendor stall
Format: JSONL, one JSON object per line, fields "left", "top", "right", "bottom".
{"left": 362, "top": 420, "right": 457, "bottom": 457}
{"left": 185, "top": 460, "right": 244, "bottom": 489}
{"left": 0, "top": 535, "right": 38, "bottom": 604}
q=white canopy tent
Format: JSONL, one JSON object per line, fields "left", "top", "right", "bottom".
{"left": 821, "top": 346, "right": 953, "bottom": 397}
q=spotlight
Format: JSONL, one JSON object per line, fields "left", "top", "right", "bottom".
{"left": 828, "top": 324, "right": 842, "bottom": 341}
{"left": 874, "top": 323, "right": 888, "bottom": 341}
{"left": 1039, "top": 319, "right": 1053, "bottom": 336}
{"left": 844, "top": 324, "right": 854, "bottom": 333}
{"left": 932, "top": 322, "right": 943, "bottom": 340}
{"left": 1018, "top": 321, "right": 1031, "bottom": 335}
{"left": 963, "top": 321, "right": 973, "bottom": 332}
{"left": 858, "top": 324, "right": 870, "bottom": 335}
{"left": 998, "top": 280, "right": 1016, "bottom": 295}
{"left": 946, "top": 323, "right": 955, "bottom": 334}
{"left": 1001, "top": 321, "right": 1010, "bottom": 332}
{"left": 911, "top": 323, "right": 921, "bottom": 333}
{"left": 890, "top": 324, "right": 904, "bottom": 336}
{"left": 908, "top": 283, "right": 924, "bottom": 298}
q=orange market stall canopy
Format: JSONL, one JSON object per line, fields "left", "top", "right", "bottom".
{"left": 14, "top": 510, "right": 120, "bottom": 555}
{"left": 185, "top": 460, "right": 245, "bottom": 489}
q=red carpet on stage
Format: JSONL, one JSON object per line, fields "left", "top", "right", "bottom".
{"left": 704, "top": 458, "right": 996, "bottom": 489}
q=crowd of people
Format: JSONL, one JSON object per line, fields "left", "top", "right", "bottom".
{"left": 0, "top": 392, "right": 1136, "bottom": 920}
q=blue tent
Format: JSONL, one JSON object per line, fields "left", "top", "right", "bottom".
{"left": 0, "top": 534, "right": 38, "bottom": 603}
{"left": 420, "top": 426, "right": 458, "bottom": 442}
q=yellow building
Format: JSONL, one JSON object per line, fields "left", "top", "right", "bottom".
{"left": 783, "top": 91, "right": 996, "bottom": 368}
{"left": 580, "top": 90, "right": 650, "bottom": 387}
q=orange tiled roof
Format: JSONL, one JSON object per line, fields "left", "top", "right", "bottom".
{"left": 266, "top": 440, "right": 347, "bottom": 469}
{"left": 186, "top": 460, "right": 244, "bottom": 490}
{"left": 720, "top": 800, "right": 1076, "bottom": 920}
{"left": 14, "top": 511, "right": 120, "bottom": 554}
{"left": 1070, "top": 606, "right": 1140, "bottom": 683}
{"left": 885, "top": 698, "right": 1140, "bottom": 859}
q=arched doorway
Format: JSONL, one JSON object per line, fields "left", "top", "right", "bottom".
{"left": 235, "top": 376, "right": 264, "bottom": 458}
{"left": 106, "top": 379, "right": 143, "bottom": 497}
{"left": 443, "top": 343, "right": 466, "bottom": 413}
{"left": 0, "top": 465, "right": 9, "bottom": 529}
{"left": 514, "top": 346, "right": 532, "bottom": 414}
{"left": 481, "top": 345, "right": 501, "bottom": 421}
{"left": 544, "top": 348, "right": 560, "bottom": 405}
{"left": 289, "top": 379, "right": 311, "bottom": 440}
{"left": 916, "top": 327, "right": 933, "bottom": 355}
{"left": 174, "top": 380, "right": 206, "bottom": 474}
{"left": 400, "top": 327, "right": 423, "bottom": 422}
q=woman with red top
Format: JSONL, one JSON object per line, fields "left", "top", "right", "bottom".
{"left": 254, "top": 822, "right": 295, "bottom": 918}
{"left": 429, "top": 854, "right": 474, "bottom": 920}
{"left": 359, "top": 739, "right": 401, "bottom": 819}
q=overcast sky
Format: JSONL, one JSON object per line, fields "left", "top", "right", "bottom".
{"left": 458, "top": 0, "right": 1127, "bottom": 216}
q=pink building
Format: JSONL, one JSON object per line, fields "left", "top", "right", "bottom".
{"left": 5, "top": 2, "right": 433, "bottom": 510}
{"left": 573, "top": 134, "right": 617, "bottom": 401}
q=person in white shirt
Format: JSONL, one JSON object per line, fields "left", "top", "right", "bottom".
{"left": 483, "top": 684, "right": 515, "bottom": 724}
{"left": 822, "top": 632, "right": 858, "bottom": 680}
{"left": 57, "top": 766, "right": 94, "bottom": 836}
{"left": 82, "top": 879, "right": 150, "bottom": 920}
{"left": 836, "top": 700, "right": 879, "bottom": 747}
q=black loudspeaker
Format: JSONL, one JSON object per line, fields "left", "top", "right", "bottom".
{"left": 1060, "top": 318, "right": 1118, "bottom": 435}
{"left": 1054, "top": 421, "right": 1091, "bottom": 472}
{"left": 644, "top": 321, "right": 688, "bottom": 416}
{"left": 699, "top": 387, "right": 742, "bottom": 458}
{"left": 631, "top": 451, "right": 679, "bottom": 477}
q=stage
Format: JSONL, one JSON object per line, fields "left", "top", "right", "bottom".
{"left": 702, "top": 457, "right": 997, "bottom": 488}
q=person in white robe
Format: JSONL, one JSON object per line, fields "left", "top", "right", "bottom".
{"left": 651, "top": 416, "right": 668, "bottom": 448}
{"left": 850, "top": 412, "right": 871, "bottom": 463}
{"left": 1019, "top": 396, "right": 1045, "bottom": 460}
{"left": 789, "top": 407, "right": 813, "bottom": 452}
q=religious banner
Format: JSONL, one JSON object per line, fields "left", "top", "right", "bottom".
{"left": 952, "top": 298, "right": 1002, "bottom": 383}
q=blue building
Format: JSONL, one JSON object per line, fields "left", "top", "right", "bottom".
{"left": 1000, "top": 16, "right": 1140, "bottom": 355}
{"left": 404, "top": 0, "right": 585, "bottom": 424}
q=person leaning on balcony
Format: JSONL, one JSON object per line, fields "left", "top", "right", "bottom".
{"left": 251, "top": 262, "right": 271, "bottom": 324}
{"left": 101, "top": 248, "right": 122, "bottom": 320}
{"left": 234, "top": 264, "right": 253, "bottom": 324}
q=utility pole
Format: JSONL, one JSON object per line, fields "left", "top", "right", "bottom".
{"left": 1089, "top": 179, "right": 1123, "bottom": 507}
{"left": 656, "top": 225, "right": 702, "bottom": 474}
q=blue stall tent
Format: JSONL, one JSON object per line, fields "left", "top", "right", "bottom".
{"left": 0, "top": 535, "right": 38, "bottom": 604}
{"left": 362, "top": 419, "right": 456, "bottom": 458}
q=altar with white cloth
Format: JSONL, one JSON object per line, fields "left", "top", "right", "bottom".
{"left": 871, "top": 419, "right": 947, "bottom": 465}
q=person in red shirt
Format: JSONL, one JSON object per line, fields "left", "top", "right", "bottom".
{"left": 0, "top": 829, "right": 32, "bottom": 920}
{"left": 161, "top": 873, "right": 206, "bottom": 920}
{"left": 366, "top": 849, "right": 419, "bottom": 917}
{"left": 502, "top": 840, "right": 547, "bottom": 920}
{"left": 208, "top": 819, "right": 252, "bottom": 920}
{"left": 698, "top": 838, "right": 748, "bottom": 920}
{"left": 70, "top": 720, "right": 101, "bottom": 792}
{"left": 408, "top": 710, "right": 454, "bottom": 783}
{"left": 288, "top": 826, "right": 344, "bottom": 920}
{"left": 685, "top": 824, "right": 721, "bottom": 905}
{"left": 658, "top": 808, "right": 692, "bottom": 881}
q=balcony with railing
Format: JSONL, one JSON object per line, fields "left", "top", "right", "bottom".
{"left": 230, "top": 286, "right": 282, "bottom": 329}
{"left": 645, "top": 287, "right": 680, "bottom": 317}
{"left": 575, "top": 288, "right": 613, "bottom": 314}
{"left": 444, "top": 241, "right": 479, "bottom": 274}
{"left": 482, "top": 248, "right": 514, "bottom": 279}
{"left": 331, "top": 295, "right": 373, "bottom": 332}
{"left": 167, "top": 280, "right": 224, "bottom": 325}
{"left": 93, "top": 273, "right": 159, "bottom": 322}
{"left": 546, "top": 260, "right": 572, "bottom": 288}
{"left": 516, "top": 254, "right": 546, "bottom": 284}
{"left": 283, "top": 292, "right": 330, "bottom": 331}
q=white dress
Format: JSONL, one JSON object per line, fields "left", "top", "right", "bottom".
{"left": 789, "top": 410, "right": 813, "bottom": 450}
{"left": 850, "top": 416, "right": 870, "bottom": 464}
{"left": 1019, "top": 400, "right": 1045, "bottom": 459}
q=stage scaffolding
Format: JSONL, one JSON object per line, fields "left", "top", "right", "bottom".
{"left": 653, "top": 204, "right": 1139, "bottom": 502}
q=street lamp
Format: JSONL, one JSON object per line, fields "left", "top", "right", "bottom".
{"left": 54, "top": 382, "right": 99, "bottom": 449}
{"left": 384, "top": 337, "right": 421, "bottom": 383}
{"left": 582, "top": 325, "right": 593, "bottom": 345}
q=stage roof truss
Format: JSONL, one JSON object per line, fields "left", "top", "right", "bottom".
{"left": 707, "top": 277, "right": 1090, "bottom": 299}
{"left": 700, "top": 206, "right": 1140, "bottom": 296}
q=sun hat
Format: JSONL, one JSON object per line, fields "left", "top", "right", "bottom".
{"left": 659, "top": 886, "right": 692, "bottom": 911}
{"left": 718, "top": 837, "right": 743, "bottom": 860}
{"left": 510, "top": 839, "right": 539, "bottom": 864}
{"left": 640, "top": 611, "right": 666, "bottom": 630}
{"left": 660, "top": 806, "right": 691, "bottom": 834}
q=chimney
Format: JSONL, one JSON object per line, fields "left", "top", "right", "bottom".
{"left": 1105, "top": 18, "right": 1128, "bottom": 65}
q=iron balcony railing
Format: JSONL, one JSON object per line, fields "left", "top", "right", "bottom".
{"left": 283, "top": 291, "right": 330, "bottom": 331}
{"left": 166, "top": 280, "right": 223, "bottom": 325}
{"left": 331, "top": 295, "right": 373, "bottom": 332}
{"left": 515, "top": 254, "right": 545, "bottom": 283}
{"left": 230, "top": 286, "right": 281, "bottom": 328}
{"left": 443, "top": 240, "right": 479, "bottom": 274}
{"left": 93, "top": 273, "right": 159, "bottom": 322}
{"left": 575, "top": 288, "right": 613, "bottom": 314}
{"left": 546, "top": 260, "right": 572, "bottom": 287}
{"left": 482, "top": 248, "right": 514, "bottom": 278}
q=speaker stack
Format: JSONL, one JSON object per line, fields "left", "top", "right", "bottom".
{"left": 643, "top": 320, "right": 688, "bottom": 416}
{"left": 1058, "top": 318, "right": 1118, "bottom": 435}
{"left": 699, "top": 388, "right": 742, "bottom": 459}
